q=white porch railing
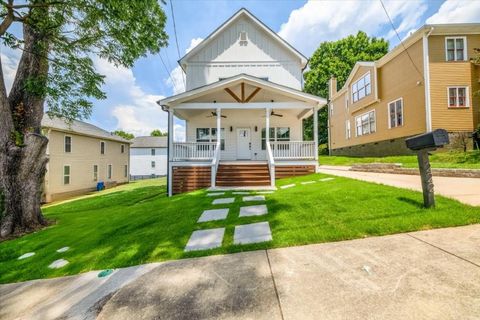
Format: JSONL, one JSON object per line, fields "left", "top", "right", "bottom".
{"left": 271, "top": 141, "right": 316, "bottom": 160}
{"left": 172, "top": 142, "right": 217, "bottom": 161}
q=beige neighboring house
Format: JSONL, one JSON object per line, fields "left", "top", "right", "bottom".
{"left": 41, "top": 116, "right": 131, "bottom": 202}
{"left": 328, "top": 23, "right": 480, "bottom": 156}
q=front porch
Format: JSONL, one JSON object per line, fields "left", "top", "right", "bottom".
{"left": 159, "top": 75, "right": 327, "bottom": 195}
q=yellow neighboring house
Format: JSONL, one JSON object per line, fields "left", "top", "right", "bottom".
{"left": 41, "top": 116, "right": 131, "bottom": 202}
{"left": 328, "top": 23, "right": 480, "bottom": 156}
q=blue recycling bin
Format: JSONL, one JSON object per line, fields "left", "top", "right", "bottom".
{"left": 96, "top": 181, "right": 105, "bottom": 191}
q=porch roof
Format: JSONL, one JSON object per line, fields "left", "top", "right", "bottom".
{"left": 157, "top": 74, "right": 327, "bottom": 109}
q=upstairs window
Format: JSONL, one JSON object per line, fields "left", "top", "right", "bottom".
{"left": 446, "top": 37, "right": 466, "bottom": 61}
{"left": 355, "top": 110, "right": 376, "bottom": 136}
{"left": 388, "top": 98, "right": 404, "bottom": 128}
{"left": 448, "top": 87, "right": 469, "bottom": 108}
{"left": 121, "top": 144, "right": 125, "bottom": 153}
{"left": 151, "top": 148, "right": 155, "bottom": 156}
{"left": 100, "top": 141, "right": 105, "bottom": 155}
{"left": 351, "top": 72, "right": 371, "bottom": 103}
{"left": 64, "top": 136, "right": 72, "bottom": 153}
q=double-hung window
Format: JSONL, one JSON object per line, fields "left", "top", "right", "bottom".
{"left": 261, "top": 127, "right": 290, "bottom": 150}
{"left": 121, "top": 144, "right": 125, "bottom": 153}
{"left": 151, "top": 161, "right": 156, "bottom": 168}
{"left": 100, "top": 141, "right": 105, "bottom": 155}
{"left": 93, "top": 165, "right": 98, "bottom": 181}
{"left": 448, "top": 87, "right": 469, "bottom": 108}
{"left": 355, "top": 111, "right": 376, "bottom": 136}
{"left": 196, "top": 128, "right": 225, "bottom": 150}
{"left": 107, "top": 164, "right": 112, "bottom": 179}
{"left": 388, "top": 98, "right": 403, "bottom": 128}
{"left": 124, "top": 165, "right": 128, "bottom": 178}
{"left": 64, "top": 136, "right": 72, "bottom": 153}
{"left": 351, "top": 72, "right": 371, "bottom": 103}
{"left": 446, "top": 37, "right": 466, "bottom": 61}
{"left": 345, "top": 120, "right": 351, "bottom": 139}
{"left": 63, "top": 165, "right": 70, "bottom": 185}
{"left": 151, "top": 148, "right": 155, "bottom": 156}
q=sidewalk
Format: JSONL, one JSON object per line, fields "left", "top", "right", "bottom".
{"left": 2, "top": 224, "right": 480, "bottom": 320}
{"left": 318, "top": 165, "right": 480, "bottom": 206}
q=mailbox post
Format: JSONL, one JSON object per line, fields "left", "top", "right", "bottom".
{"left": 405, "top": 129, "right": 450, "bottom": 208}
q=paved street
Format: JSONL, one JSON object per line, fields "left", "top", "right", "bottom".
{"left": 2, "top": 224, "right": 480, "bottom": 320}
{"left": 318, "top": 165, "right": 480, "bottom": 206}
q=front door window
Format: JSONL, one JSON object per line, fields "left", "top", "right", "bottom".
{"left": 236, "top": 128, "right": 251, "bottom": 159}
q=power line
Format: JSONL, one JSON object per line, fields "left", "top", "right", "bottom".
{"left": 379, "top": 0, "right": 424, "bottom": 80}
{"left": 170, "top": 0, "right": 186, "bottom": 87}
{"left": 159, "top": 52, "right": 179, "bottom": 93}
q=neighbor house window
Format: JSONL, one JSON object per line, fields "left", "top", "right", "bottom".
{"left": 196, "top": 128, "right": 225, "bottom": 150}
{"left": 345, "top": 95, "right": 349, "bottom": 110}
{"left": 107, "top": 164, "right": 112, "bottom": 179}
{"left": 446, "top": 37, "right": 466, "bottom": 61}
{"left": 151, "top": 161, "right": 155, "bottom": 168}
{"left": 388, "top": 98, "right": 404, "bottom": 128}
{"left": 63, "top": 165, "right": 70, "bottom": 185}
{"left": 64, "top": 136, "right": 72, "bottom": 153}
{"left": 100, "top": 141, "right": 105, "bottom": 154}
{"left": 93, "top": 165, "right": 98, "bottom": 181}
{"left": 345, "top": 120, "right": 351, "bottom": 139}
{"left": 351, "top": 72, "right": 371, "bottom": 103}
{"left": 121, "top": 144, "right": 125, "bottom": 153}
{"left": 151, "top": 148, "right": 155, "bottom": 156}
{"left": 448, "top": 87, "right": 469, "bottom": 108}
{"left": 261, "top": 127, "right": 290, "bottom": 150}
{"left": 355, "top": 110, "right": 376, "bottom": 136}
{"left": 124, "top": 165, "right": 128, "bottom": 178}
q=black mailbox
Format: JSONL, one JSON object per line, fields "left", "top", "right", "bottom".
{"left": 405, "top": 129, "right": 449, "bottom": 151}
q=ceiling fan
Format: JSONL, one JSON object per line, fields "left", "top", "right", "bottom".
{"left": 262, "top": 110, "right": 283, "bottom": 117}
{"left": 206, "top": 111, "right": 227, "bottom": 118}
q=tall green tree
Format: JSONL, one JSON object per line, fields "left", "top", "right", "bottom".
{"left": 0, "top": 1, "right": 168, "bottom": 239}
{"left": 150, "top": 129, "right": 167, "bottom": 137}
{"left": 113, "top": 130, "right": 134, "bottom": 140}
{"left": 303, "top": 31, "right": 389, "bottom": 145}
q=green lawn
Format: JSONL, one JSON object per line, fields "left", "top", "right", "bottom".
{"left": 319, "top": 150, "right": 480, "bottom": 169}
{"left": 1, "top": 175, "right": 480, "bottom": 284}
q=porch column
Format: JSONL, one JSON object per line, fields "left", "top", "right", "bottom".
{"left": 265, "top": 107, "right": 270, "bottom": 143}
{"left": 168, "top": 109, "right": 174, "bottom": 197}
{"left": 266, "top": 107, "right": 275, "bottom": 186}
{"left": 211, "top": 107, "right": 221, "bottom": 187}
{"left": 313, "top": 106, "right": 319, "bottom": 161}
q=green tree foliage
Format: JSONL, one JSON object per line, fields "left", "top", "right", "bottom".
{"left": 303, "top": 31, "right": 389, "bottom": 144}
{"left": 113, "top": 130, "right": 134, "bottom": 140}
{"left": 151, "top": 129, "right": 167, "bottom": 137}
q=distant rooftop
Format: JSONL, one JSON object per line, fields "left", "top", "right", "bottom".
{"left": 131, "top": 136, "right": 168, "bottom": 148}
{"left": 41, "top": 116, "right": 131, "bottom": 143}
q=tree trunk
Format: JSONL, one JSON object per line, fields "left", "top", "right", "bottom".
{"left": 0, "top": 22, "right": 50, "bottom": 239}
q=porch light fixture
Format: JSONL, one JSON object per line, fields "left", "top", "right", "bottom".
{"left": 230, "top": 126, "right": 233, "bottom": 132}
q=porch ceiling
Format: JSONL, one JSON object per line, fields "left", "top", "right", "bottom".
{"left": 174, "top": 106, "right": 313, "bottom": 121}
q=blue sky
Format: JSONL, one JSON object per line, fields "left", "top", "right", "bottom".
{"left": 2, "top": 0, "right": 480, "bottom": 140}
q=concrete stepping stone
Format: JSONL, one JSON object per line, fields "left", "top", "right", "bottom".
{"left": 257, "top": 191, "right": 274, "bottom": 194}
{"left": 57, "top": 246, "right": 70, "bottom": 253}
{"left": 243, "top": 195, "right": 265, "bottom": 202}
{"left": 234, "top": 222, "right": 272, "bottom": 245}
{"left": 280, "top": 184, "right": 295, "bottom": 189}
{"left": 18, "top": 252, "right": 35, "bottom": 260}
{"left": 198, "top": 208, "right": 229, "bottom": 222}
{"left": 207, "top": 192, "right": 225, "bottom": 197}
{"left": 232, "top": 192, "right": 250, "bottom": 195}
{"left": 319, "top": 178, "right": 335, "bottom": 182}
{"left": 184, "top": 228, "right": 225, "bottom": 252}
{"left": 48, "top": 259, "right": 69, "bottom": 269}
{"left": 239, "top": 204, "right": 268, "bottom": 217}
{"left": 212, "top": 197, "right": 235, "bottom": 205}
{"left": 301, "top": 181, "right": 316, "bottom": 185}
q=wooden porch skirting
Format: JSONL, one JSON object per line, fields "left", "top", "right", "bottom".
{"left": 172, "top": 166, "right": 211, "bottom": 194}
{"left": 275, "top": 165, "right": 316, "bottom": 179}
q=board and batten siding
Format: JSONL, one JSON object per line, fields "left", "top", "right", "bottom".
{"left": 428, "top": 34, "right": 480, "bottom": 131}
{"left": 185, "top": 109, "right": 304, "bottom": 161}
{"left": 130, "top": 147, "right": 167, "bottom": 177}
{"left": 185, "top": 16, "right": 303, "bottom": 91}
{"left": 44, "top": 130, "right": 129, "bottom": 202}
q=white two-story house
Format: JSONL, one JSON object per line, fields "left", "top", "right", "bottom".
{"left": 158, "top": 8, "right": 327, "bottom": 195}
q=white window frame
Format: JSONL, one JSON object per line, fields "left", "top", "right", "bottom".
{"left": 355, "top": 110, "right": 376, "bottom": 137}
{"left": 351, "top": 71, "right": 371, "bottom": 103}
{"left": 107, "top": 164, "right": 112, "bottom": 180}
{"left": 100, "top": 141, "right": 106, "bottom": 155}
{"left": 345, "top": 120, "right": 351, "bottom": 139}
{"left": 151, "top": 161, "right": 156, "bottom": 168}
{"left": 64, "top": 135, "right": 72, "bottom": 153}
{"left": 63, "top": 165, "right": 71, "bottom": 185}
{"left": 445, "top": 36, "right": 467, "bottom": 62}
{"left": 387, "top": 98, "right": 404, "bottom": 129}
{"left": 447, "top": 86, "right": 469, "bottom": 108}
{"left": 93, "top": 164, "right": 98, "bottom": 182}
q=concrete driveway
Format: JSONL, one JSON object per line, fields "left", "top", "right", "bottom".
{"left": 2, "top": 224, "right": 480, "bottom": 320}
{"left": 318, "top": 165, "right": 480, "bottom": 206}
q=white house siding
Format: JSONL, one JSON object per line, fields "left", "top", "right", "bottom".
{"left": 130, "top": 148, "right": 167, "bottom": 178}
{"left": 184, "top": 109, "right": 304, "bottom": 161}
{"left": 186, "top": 16, "right": 302, "bottom": 90}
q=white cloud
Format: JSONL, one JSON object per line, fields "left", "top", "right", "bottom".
{"left": 426, "top": 0, "right": 480, "bottom": 24}
{"left": 278, "top": 0, "right": 427, "bottom": 55}
{"left": 174, "top": 124, "right": 186, "bottom": 142}
{"left": 165, "top": 37, "right": 203, "bottom": 95}
{"left": 94, "top": 58, "right": 166, "bottom": 136}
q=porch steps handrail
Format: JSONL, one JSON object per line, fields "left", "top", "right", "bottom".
{"left": 172, "top": 142, "right": 217, "bottom": 161}
{"left": 266, "top": 141, "right": 275, "bottom": 187}
{"left": 271, "top": 141, "right": 316, "bottom": 160}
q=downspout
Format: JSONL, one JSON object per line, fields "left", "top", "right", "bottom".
{"left": 423, "top": 27, "right": 434, "bottom": 132}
